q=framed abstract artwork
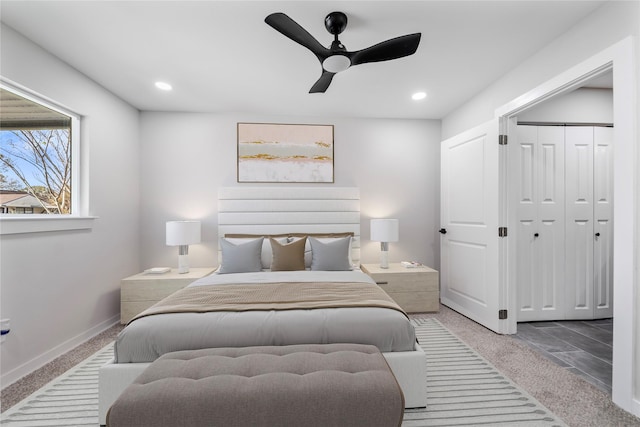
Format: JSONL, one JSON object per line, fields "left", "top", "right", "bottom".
{"left": 237, "top": 122, "right": 334, "bottom": 183}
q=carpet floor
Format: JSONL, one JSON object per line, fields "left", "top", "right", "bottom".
{"left": 1, "top": 318, "right": 566, "bottom": 427}
{"left": 2, "top": 306, "right": 640, "bottom": 426}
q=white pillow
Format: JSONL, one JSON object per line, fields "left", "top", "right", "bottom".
{"left": 218, "top": 237, "right": 264, "bottom": 273}
{"left": 308, "top": 236, "right": 353, "bottom": 271}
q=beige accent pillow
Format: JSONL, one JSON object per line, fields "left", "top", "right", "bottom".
{"left": 270, "top": 237, "right": 307, "bottom": 271}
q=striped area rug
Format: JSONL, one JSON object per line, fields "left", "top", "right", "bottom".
{"left": 1, "top": 319, "right": 566, "bottom": 426}
{"left": 1, "top": 343, "right": 114, "bottom": 426}
{"left": 406, "top": 318, "right": 566, "bottom": 426}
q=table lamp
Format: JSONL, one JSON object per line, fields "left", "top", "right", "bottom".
{"left": 166, "top": 220, "right": 201, "bottom": 273}
{"left": 370, "top": 218, "right": 399, "bottom": 269}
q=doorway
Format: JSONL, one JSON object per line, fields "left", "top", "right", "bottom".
{"left": 440, "top": 37, "right": 636, "bottom": 416}
{"left": 497, "top": 37, "right": 637, "bottom": 417}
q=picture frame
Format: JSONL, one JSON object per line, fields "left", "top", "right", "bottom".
{"left": 237, "top": 122, "right": 334, "bottom": 183}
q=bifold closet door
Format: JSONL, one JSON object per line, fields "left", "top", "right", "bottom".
{"left": 592, "top": 127, "right": 614, "bottom": 318}
{"left": 515, "top": 125, "right": 613, "bottom": 322}
{"left": 565, "top": 127, "right": 595, "bottom": 319}
{"left": 563, "top": 126, "right": 613, "bottom": 320}
{"left": 515, "top": 126, "right": 565, "bottom": 322}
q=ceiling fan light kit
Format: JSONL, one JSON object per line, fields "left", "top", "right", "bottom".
{"left": 322, "top": 55, "right": 351, "bottom": 73}
{"left": 265, "top": 11, "right": 421, "bottom": 93}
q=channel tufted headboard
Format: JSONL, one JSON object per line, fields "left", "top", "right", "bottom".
{"left": 217, "top": 187, "right": 361, "bottom": 265}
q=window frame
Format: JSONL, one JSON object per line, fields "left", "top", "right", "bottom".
{"left": 0, "top": 78, "right": 95, "bottom": 235}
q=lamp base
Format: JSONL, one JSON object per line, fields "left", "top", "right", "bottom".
{"left": 177, "top": 246, "right": 190, "bottom": 274}
{"left": 379, "top": 247, "right": 389, "bottom": 269}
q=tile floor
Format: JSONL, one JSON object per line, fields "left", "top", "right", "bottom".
{"left": 514, "top": 318, "right": 613, "bottom": 394}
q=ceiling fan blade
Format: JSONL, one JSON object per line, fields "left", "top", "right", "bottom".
{"left": 265, "top": 12, "right": 329, "bottom": 60}
{"left": 309, "top": 71, "right": 336, "bottom": 93}
{"left": 349, "top": 33, "right": 421, "bottom": 66}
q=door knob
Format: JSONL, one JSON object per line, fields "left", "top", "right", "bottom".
{"left": 439, "top": 228, "right": 447, "bottom": 234}
{"left": 534, "top": 233, "right": 539, "bottom": 238}
{"left": 595, "top": 232, "right": 600, "bottom": 237}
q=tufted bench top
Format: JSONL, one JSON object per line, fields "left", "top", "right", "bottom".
{"left": 106, "top": 343, "right": 405, "bottom": 427}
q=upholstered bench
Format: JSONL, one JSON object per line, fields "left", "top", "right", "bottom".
{"left": 106, "top": 343, "right": 404, "bottom": 427}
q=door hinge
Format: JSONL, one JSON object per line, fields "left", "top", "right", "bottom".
{"left": 499, "top": 134, "right": 508, "bottom": 145}
{"left": 499, "top": 227, "right": 508, "bottom": 237}
{"left": 498, "top": 309, "right": 508, "bottom": 320}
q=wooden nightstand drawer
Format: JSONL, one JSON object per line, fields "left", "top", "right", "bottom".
{"left": 375, "top": 275, "right": 438, "bottom": 292}
{"left": 121, "top": 280, "right": 191, "bottom": 301}
{"left": 384, "top": 290, "right": 439, "bottom": 313}
{"left": 361, "top": 263, "right": 439, "bottom": 313}
{"left": 120, "top": 267, "right": 215, "bottom": 324}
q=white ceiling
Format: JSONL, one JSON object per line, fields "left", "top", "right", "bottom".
{"left": 0, "top": 1, "right": 606, "bottom": 120}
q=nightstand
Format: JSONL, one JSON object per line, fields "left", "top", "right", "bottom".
{"left": 120, "top": 267, "right": 216, "bottom": 324}
{"left": 361, "top": 263, "right": 439, "bottom": 313}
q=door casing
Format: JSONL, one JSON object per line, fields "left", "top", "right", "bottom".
{"left": 495, "top": 37, "right": 637, "bottom": 415}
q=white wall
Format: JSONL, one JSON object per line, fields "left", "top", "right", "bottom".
{"left": 0, "top": 24, "right": 141, "bottom": 385}
{"left": 517, "top": 87, "right": 613, "bottom": 124}
{"left": 441, "top": 0, "right": 640, "bottom": 417}
{"left": 442, "top": 1, "right": 638, "bottom": 138}
{"left": 139, "top": 113, "right": 441, "bottom": 271}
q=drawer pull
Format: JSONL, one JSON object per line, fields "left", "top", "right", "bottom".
{"left": 376, "top": 281, "right": 389, "bottom": 285}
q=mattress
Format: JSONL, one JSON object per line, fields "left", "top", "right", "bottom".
{"left": 114, "top": 270, "right": 416, "bottom": 363}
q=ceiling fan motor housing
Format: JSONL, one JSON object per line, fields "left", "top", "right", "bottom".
{"left": 325, "top": 11, "right": 348, "bottom": 35}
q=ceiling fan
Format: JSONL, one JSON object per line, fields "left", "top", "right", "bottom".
{"left": 265, "top": 11, "right": 421, "bottom": 93}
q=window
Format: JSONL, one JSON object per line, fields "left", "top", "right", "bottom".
{"left": 0, "top": 82, "right": 79, "bottom": 216}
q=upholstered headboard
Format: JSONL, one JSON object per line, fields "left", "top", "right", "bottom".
{"left": 218, "top": 187, "right": 360, "bottom": 265}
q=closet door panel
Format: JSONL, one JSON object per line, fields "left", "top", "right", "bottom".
{"left": 540, "top": 219, "right": 563, "bottom": 311}
{"left": 515, "top": 125, "right": 564, "bottom": 321}
{"left": 536, "top": 127, "right": 565, "bottom": 318}
{"left": 516, "top": 220, "right": 536, "bottom": 318}
{"left": 516, "top": 126, "right": 537, "bottom": 221}
{"left": 593, "top": 127, "right": 613, "bottom": 317}
{"left": 565, "top": 127, "right": 594, "bottom": 319}
{"left": 538, "top": 127, "right": 564, "bottom": 220}
{"left": 515, "top": 126, "right": 537, "bottom": 321}
{"left": 568, "top": 219, "right": 593, "bottom": 310}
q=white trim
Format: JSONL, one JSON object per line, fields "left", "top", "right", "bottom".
{"left": 0, "top": 314, "right": 119, "bottom": 387}
{"left": 0, "top": 77, "right": 85, "bottom": 218}
{"left": 0, "top": 215, "right": 97, "bottom": 235}
{"left": 495, "top": 36, "right": 638, "bottom": 417}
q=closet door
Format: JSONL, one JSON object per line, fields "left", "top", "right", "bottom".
{"left": 565, "top": 127, "right": 594, "bottom": 319}
{"left": 593, "top": 126, "right": 614, "bottom": 318}
{"left": 515, "top": 126, "right": 565, "bottom": 321}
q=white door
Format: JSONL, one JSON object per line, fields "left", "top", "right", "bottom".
{"left": 593, "top": 126, "right": 614, "bottom": 318}
{"left": 514, "top": 125, "right": 565, "bottom": 321}
{"left": 565, "top": 126, "right": 595, "bottom": 319}
{"left": 440, "top": 120, "right": 506, "bottom": 333}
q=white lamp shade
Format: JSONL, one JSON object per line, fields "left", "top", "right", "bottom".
{"left": 370, "top": 219, "right": 399, "bottom": 242}
{"left": 166, "top": 221, "right": 201, "bottom": 246}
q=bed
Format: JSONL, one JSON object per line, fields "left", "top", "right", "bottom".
{"left": 98, "top": 188, "right": 427, "bottom": 425}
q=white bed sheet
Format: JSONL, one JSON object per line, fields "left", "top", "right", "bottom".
{"left": 114, "top": 270, "right": 416, "bottom": 363}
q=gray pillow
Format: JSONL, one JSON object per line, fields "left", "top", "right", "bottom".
{"left": 218, "top": 237, "right": 264, "bottom": 273}
{"left": 309, "top": 236, "right": 352, "bottom": 271}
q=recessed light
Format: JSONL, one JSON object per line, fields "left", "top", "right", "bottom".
{"left": 412, "top": 91, "right": 427, "bottom": 101}
{"left": 155, "top": 81, "right": 173, "bottom": 91}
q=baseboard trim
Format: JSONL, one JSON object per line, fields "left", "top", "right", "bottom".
{"left": 0, "top": 314, "right": 120, "bottom": 388}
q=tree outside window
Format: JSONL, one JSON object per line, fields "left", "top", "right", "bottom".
{"left": 0, "top": 87, "right": 73, "bottom": 214}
